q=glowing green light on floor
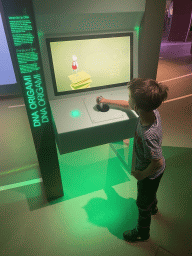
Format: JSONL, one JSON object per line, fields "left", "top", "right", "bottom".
{"left": 70, "top": 110, "right": 81, "bottom": 118}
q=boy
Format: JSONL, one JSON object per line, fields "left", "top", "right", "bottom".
{"left": 96, "top": 78, "right": 169, "bottom": 242}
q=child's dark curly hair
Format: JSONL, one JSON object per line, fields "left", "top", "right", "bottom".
{"left": 127, "top": 78, "right": 169, "bottom": 112}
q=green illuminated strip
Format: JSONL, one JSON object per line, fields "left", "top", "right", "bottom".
{"left": 0, "top": 163, "right": 38, "bottom": 176}
{"left": 0, "top": 178, "right": 42, "bottom": 192}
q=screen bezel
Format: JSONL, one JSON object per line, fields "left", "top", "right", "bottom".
{"left": 46, "top": 32, "right": 133, "bottom": 96}
{"left": 0, "top": 8, "right": 22, "bottom": 99}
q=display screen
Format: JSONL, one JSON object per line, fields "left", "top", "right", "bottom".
{"left": 0, "top": 13, "right": 16, "bottom": 86}
{"left": 46, "top": 32, "right": 133, "bottom": 96}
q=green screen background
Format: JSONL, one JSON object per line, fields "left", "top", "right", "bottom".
{"left": 50, "top": 36, "right": 131, "bottom": 92}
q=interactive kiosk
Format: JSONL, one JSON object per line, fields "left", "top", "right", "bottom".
{"left": 0, "top": 0, "right": 167, "bottom": 201}
{"left": 46, "top": 33, "right": 138, "bottom": 155}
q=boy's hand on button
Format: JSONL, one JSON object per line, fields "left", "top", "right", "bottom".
{"left": 96, "top": 96, "right": 105, "bottom": 104}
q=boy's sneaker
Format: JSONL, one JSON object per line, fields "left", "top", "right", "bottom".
{"left": 151, "top": 206, "right": 158, "bottom": 215}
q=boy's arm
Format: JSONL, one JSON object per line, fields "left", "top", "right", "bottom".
{"left": 101, "top": 98, "right": 130, "bottom": 110}
{"left": 142, "top": 159, "right": 164, "bottom": 179}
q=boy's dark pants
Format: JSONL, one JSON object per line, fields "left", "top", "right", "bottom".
{"left": 136, "top": 171, "right": 165, "bottom": 236}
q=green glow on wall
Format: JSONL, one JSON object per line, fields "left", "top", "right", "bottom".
{"left": 8, "top": 15, "right": 50, "bottom": 128}
{"left": 134, "top": 26, "right": 140, "bottom": 32}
